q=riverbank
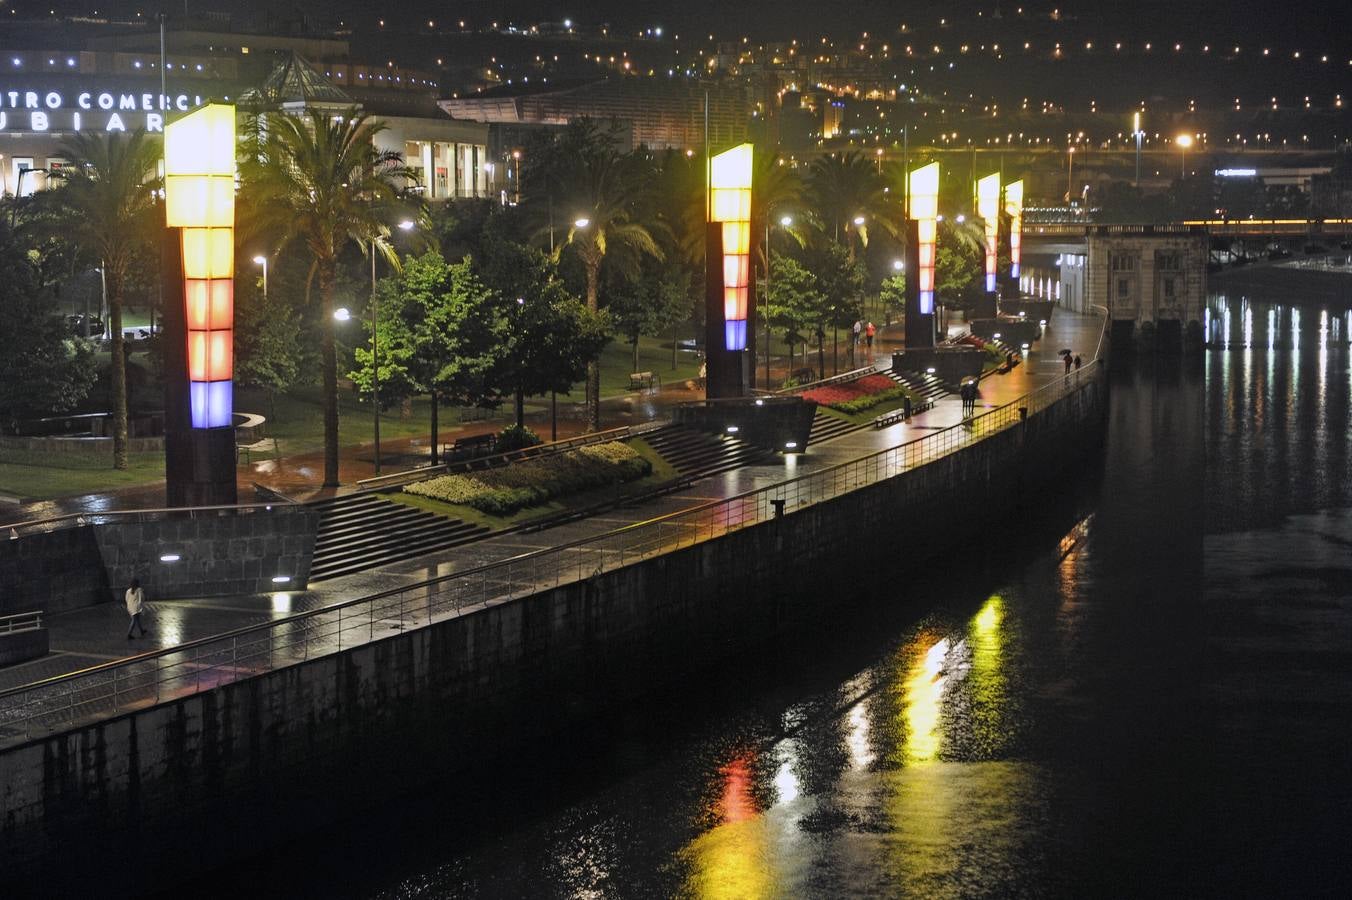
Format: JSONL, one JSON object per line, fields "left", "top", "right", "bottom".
{"left": 0, "top": 343, "right": 1108, "bottom": 894}
{"left": 1211, "top": 257, "right": 1352, "bottom": 306}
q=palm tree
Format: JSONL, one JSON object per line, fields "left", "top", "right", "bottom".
{"left": 805, "top": 152, "right": 898, "bottom": 259}
{"left": 42, "top": 130, "right": 160, "bottom": 470}
{"left": 241, "top": 108, "right": 413, "bottom": 487}
{"left": 539, "top": 121, "right": 663, "bottom": 431}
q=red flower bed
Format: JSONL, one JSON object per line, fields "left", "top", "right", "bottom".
{"left": 802, "top": 374, "right": 898, "bottom": 406}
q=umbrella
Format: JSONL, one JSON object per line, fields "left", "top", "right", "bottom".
{"left": 1058, "top": 348, "right": 1072, "bottom": 357}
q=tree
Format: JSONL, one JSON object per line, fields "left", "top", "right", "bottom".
{"left": 234, "top": 261, "right": 303, "bottom": 451}
{"left": 0, "top": 225, "right": 97, "bottom": 426}
{"left": 349, "top": 251, "right": 504, "bottom": 464}
{"left": 241, "top": 108, "right": 414, "bottom": 486}
{"left": 809, "top": 242, "right": 866, "bottom": 377}
{"left": 604, "top": 261, "right": 691, "bottom": 374}
{"left": 40, "top": 130, "right": 159, "bottom": 469}
{"left": 531, "top": 120, "right": 664, "bottom": 431}
{"left": 479, "top": 237, "right": 609, "bottom": 431}
{"left": 879, "top": 273, "right": 906, "bottom": 324}
{"left": 762, "top": 252, "right": 820, "bottom": 377}
{"left": 806, "top": 151, "right": 897, "bottom": 258}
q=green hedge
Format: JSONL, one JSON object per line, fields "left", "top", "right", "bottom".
{"left": 405, "top": 441, "right": 652, "bottom": 515}
{"left": 831, "top": 385, "right": 914, "bottom": 415}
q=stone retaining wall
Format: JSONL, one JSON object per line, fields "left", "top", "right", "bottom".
{"left": 0, "top": 378, "right": 1107, "bottom": 890}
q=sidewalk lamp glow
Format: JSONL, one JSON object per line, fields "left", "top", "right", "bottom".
{"left": 710, "top": 142, "right": 753, "bottom": 351}
{"left": 251, "top": 255, "right": 266, "bottom": 266}
{"left": 976, "top": 173, "right": 1001, "bottom": 292}
{"left": 165, "top": 102, "right": 237, "bottom": 430}
{"left": 333, "top": 307, "right": 351, "bottom": 322}
{"left": 908, "top": 162, "right": 939, "bottom": 314}
{"left": 1003, "top": 179, "right": 1024, "bottom": 278}
{"left": 852, "top": 214, "right": 866, "bottom": 226}
{"left": 893, "top": 259, "right": 905, "bottom": 271}
{"left": 397, "top": 219, "right": 415, "bottom": 231}
{"left": 574, "top": 217, "right": 590, "bottom": 228}
{"left": 779, "top": 214, "right": 793, "bottom": 227}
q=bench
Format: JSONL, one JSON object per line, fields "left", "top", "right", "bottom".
{"left": 457, "top": 406, "right": 492, "bottom": 422}
{"left": 873, "top": 398, "right": 934, "bottom": 429}
{"left": 440, "top": 432, "right": 497, "bottom": 462}
{"left": 628, "top": 371, "right": 660, "bottom": 391}
{"left": 236, "top": 439, "right": 273, "bottom": 465}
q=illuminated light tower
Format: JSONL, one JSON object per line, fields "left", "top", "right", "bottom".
{"left": 905, "top": 161, "right": 939, "bottom": 348}
{"left": 705, "top": 143, "right": 754, "bottom": 398}
{"left": 1004, "top": 179, "right": 1024, "bottom": 282}
{"left": 1133, "top": 111, "right": 1143, "bottom": 187}
{"left": 975, "top": 173, "right": 1001, "bottom": 294}
{"left": 163, "top": 103, "right": 238, "bottom": 505}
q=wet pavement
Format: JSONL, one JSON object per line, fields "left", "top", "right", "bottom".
{"left": 1, "top": 310, "right": 1106, "bottom": 694}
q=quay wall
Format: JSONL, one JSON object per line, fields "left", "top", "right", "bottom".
{"left": 0, "top": 378, "right": 1106, "bottom": 892}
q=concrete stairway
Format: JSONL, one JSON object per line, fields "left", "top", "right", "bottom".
{"left": 808, "top": 410, "right": 864, "bottom": 445}
{"left": 307, "top": 494, "right": 490, "bottom": 583}
{"left": 639, "top": 426, "right": 774, "bottom": 479}
{"left": 884, "top": 368, "right": 950, "bottom": 400}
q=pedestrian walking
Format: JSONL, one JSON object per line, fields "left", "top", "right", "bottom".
{"left": 1073, "top": 354, "right": 1083, "bottom": 370}
{"left": 1063, "top": 353, "right": 1073, "bottom": 374}
{"left": 124, "top": 577, "right": 148, "bottom": 639}
{"left": 865, "top": 321, "right": 876, "bottom": 350}
{"left": 852, "top": 319, "right": 863, "bottom": 346}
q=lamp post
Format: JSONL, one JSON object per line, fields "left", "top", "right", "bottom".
{"left": 1133, "top": 111, "right": 1143, "bottom": 187}
{"left": 1066, "top": 146, "right": 1075, "bottom": 203}
{"left": 1176, "top": 133, "right": 1193, "bottom": 178}
{"left": 252, "top": 255, "right": 267, "bottom": 303}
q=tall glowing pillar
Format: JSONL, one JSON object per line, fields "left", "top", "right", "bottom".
{"left": 976, "top": 173, "right": 1001, "bottom": 294}
{"left": 163, "top": 103, "right": 238, "bottom": 506}
{"left": 1004, "top": 179, "right": 1024, "bottom": 280}
{"left": 909, "top": 162, "right": 939, "bottom": 315}
{"left": 904, "top": 162, "right": 940, "bottom": 348}
{"left": 705, "top": 143, "right": 754, "bottom": 397}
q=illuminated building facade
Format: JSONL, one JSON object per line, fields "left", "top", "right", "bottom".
{"left": 1004, "top": 179, "right": 1024, "bottom": 280}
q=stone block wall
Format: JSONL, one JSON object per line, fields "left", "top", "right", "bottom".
{"left": 0, "top": 526, "right": 109, "bottom": 615}
{"left": 92, "top": 506, "right": 319, "bottom": 600}
{"left": 0, "top": 378, "right": 1107, "bottom": 890}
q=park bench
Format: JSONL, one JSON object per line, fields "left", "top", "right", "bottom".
{"left": 628, "top": 371, "right": 661, "bottom": 391}
{"left": 440, "top": 432, "right": 497, "bottom": 462}
{"left": 873, "top": 398, "right": 934, "bottom": 429}
{"left": 236, "top": 439, "right": 273, "bottom": 465}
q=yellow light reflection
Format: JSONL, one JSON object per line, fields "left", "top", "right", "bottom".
{"left": 903, "top": 637, "right": 950, "bottom": 763}
{"left": 681, "top": 751, "right": 773, "bottom": 899}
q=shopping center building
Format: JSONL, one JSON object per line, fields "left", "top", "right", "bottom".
{"left": 0, "top": 26, "right": 490, "bottom": 200}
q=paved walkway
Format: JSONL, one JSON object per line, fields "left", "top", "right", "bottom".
{"left": 0, "top": 309, "right": 1105, "bottom": 694}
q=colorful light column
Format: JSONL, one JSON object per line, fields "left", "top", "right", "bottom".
{"left": 976, "top": 173, "right": 1001, "bottom": 293}
{"left": 710, "top": 143, "right": 753, "bottom": 351}
{"left": 908, "top": 162, "right": 939, "bottom": 315}
{"left": 1004, "top": 179, "right": 1024, "bottom": 280}
{"left": 165, "top": 103, "right": 236, "bottom": 428}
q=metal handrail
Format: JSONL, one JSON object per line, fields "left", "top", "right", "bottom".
{"left": 0, "top": 611, "right": 42, "bottom": 634}
{"left": 0, "top": 500, "right": 299, "bottom": 538}
{"left": 0, "top": 316, "right": 1108, "bottom": 743}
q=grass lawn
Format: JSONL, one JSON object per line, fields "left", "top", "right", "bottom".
{"left": 0, "top": 448, "right": 165, "bottom": 500}
{"left": 595, "top": 335, "right": 703, "bottom": 397}
{"left": 386, "top": 437, "right": 678, "bottom": 530}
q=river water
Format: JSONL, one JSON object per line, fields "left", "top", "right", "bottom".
{"left": 221, "top": 293, "right": 1352, "bottom": 898}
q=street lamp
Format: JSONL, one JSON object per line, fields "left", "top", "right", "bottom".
{"left": 252, "top": 255, "right": 267, "bottom": 302}
{"left": 1133, "top": 111, "right": 1143, "bottom": 186}
{"left": 892, "top": 259, "right": 904, "bottom": 272}
{"left": 333, "top": 307, "right": 351, "bottom": 322}
{"left": 852, "top": 215, "right": 866, "bottom": 226}
{"left": 1066, "top": 146, "right": 1075, "bottom": 203}
{"left": 1176, "top": 133, "right": 1194, "bottom": 177}
{"left": 574, "top": 217, "right": 591, "bottom": 229}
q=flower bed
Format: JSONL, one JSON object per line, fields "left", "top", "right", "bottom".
{"left": 405, "top": 441, "right": 652, "bottom": 516}
{"left": 803, "top": 374, "right": 912, "bottom": 414}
